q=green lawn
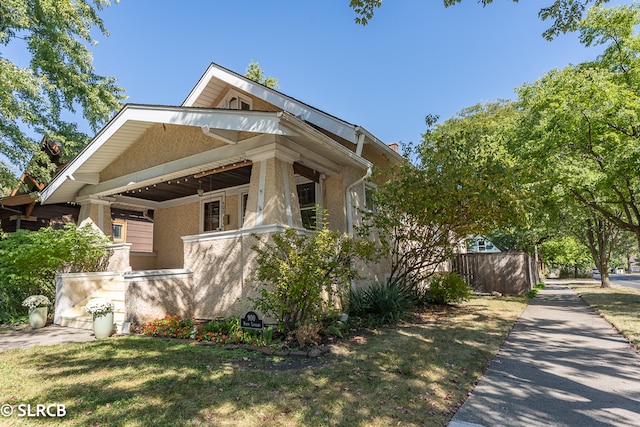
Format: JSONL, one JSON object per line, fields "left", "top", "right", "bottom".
{"left": 0, "top": 296, "right": 526, "bottom": 426}
{"left": 569, "top": 282, "right": 640, "bottom": 349}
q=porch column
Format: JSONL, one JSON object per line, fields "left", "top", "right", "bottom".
{"left": 243, "top": 143, "right": 302, "bottom": 228}
{"left": 77, "top": 196, "right": 113, "bottom": 237}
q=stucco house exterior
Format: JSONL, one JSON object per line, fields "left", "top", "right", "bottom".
{"left": 43, "top": 62, "right": 402, "bottom": 331}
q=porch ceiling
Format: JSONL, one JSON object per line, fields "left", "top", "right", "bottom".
{"left": 117, "top": 165, "right": 253, "bottom": 203}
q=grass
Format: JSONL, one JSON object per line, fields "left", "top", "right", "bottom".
{"left": 0, "top": 296, "right": 526, "bottom": 427}
{"left": 569, "top": 282, "right": 640, "bottom": 349}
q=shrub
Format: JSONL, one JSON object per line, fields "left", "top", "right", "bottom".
{"left": 0, "top": 223, "right": 110, "bottom": 323}
{"left": 425, "top": 273, "right": 473, "bottom": 305}
{"left": 348, "top": 283, "right": 415, "bottom": 325}
{"left": 249, "top": 221, "right": 375, "bottom": 342}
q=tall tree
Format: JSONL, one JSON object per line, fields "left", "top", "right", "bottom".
{"left": 349, "top": 0, "right": 609, "bottom": 39}
{"left": 515, "top": 4, "right": 640, "bottom": 249}
{"left": 0, "top": 0, "right": 125, "bottom": 189}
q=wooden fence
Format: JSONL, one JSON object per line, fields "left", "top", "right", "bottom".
{"left": 451, "top": 252, "right": 538, "bottom": 296}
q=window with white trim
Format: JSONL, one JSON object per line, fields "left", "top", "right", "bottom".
{"left": 296, "top": 181, "right": 318, "bottom": 230}
{"left": 201, "top": 195, "right": 224, "bottom": 232}
{"left": 364, "top": 183, "right": 377, "bottom": 213}
{"left": 218, "top": 89, "right": 252, "bottom": 110}
{"left": 240, "top": 192, "right": 249, "bottom": 227}
{"left": 112, "top": 219, "right": 126, "bottom": 242}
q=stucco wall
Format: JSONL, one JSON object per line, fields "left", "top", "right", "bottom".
{"left": 125, "top": 270, "right": 194, "bottom": 324}
{"left": 153, "top": 202, "right": 200, "bottom": 268}
{"left": 101, "top": 124, "right": 226, "bottom": 182}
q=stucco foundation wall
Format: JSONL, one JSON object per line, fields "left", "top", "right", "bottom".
{"left": 55, "top": 272, "right": 123, "bottom": 324}
{"left": 153, "top": 202, "right": 199, "bottom": 268}
{"left": 182, "top": 231, "right": 261, "bottom": 318}
{"left": 125, "top": 270, "right": 193, "bottom": 324}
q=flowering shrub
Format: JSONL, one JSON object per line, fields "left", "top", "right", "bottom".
{"left": 22, "top": 295, "right": 51, "bottom": 311}
{"left": 84, "top": 298, "right": 114, "bottom": 318}
{"left": 137, "top": 315, "right": 267, "bottom": 346}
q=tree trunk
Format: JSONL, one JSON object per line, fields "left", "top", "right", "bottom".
{"left": 600, "top": 272, "right": 612, "bottom": 288}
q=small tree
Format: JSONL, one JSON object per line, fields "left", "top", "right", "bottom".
{"left": 0, "top": 223, "right": 110, "bottom": 322}
{"left": 250, "top": 225, "right": 374, "bottom": 342}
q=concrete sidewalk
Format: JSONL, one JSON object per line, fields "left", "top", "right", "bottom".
{"left": 449, "top": 282, "right": 640, "bottom": 427}
{"left": 0, "top": 325, "right": 95, "bottom": 352}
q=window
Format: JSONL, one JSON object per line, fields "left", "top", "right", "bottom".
{"left": 218, "top": 89, "right": 252, "bottom": 110}
{"left": 297, "top": 182, "right": 317, "bottom": 229}
{"left": 240, "top": 192, "right": 249, "bottom": 226}
{"left": 202, "top": 198, "right": 222, "bottom": 232}
{"left": 364, "top": 184, "right": 377, "bottom": 212}
{"left": 112, "top": 219, "right": 126, "bottom": 242}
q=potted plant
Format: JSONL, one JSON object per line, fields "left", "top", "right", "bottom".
{"left": 84, "top": 298, "right": 114, "bottom": 339}
{"left": 22, "top": 295, "right": 51, "bottom": 329}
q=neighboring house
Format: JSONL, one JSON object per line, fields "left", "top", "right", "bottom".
{"left": 44, "top": 62, "right": 402, "bottom": 330}
{"left": 466, "top": 236, "right": 501, "bottom": 253}
{"left": 0, "top": 138, "right": 80, "bottom": 232}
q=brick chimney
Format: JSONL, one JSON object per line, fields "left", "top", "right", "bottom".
{"left": 388, "top": 142, "right": 399, "bottom": 153}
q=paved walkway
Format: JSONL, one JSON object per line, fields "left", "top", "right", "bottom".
{"left": 0, "top": 325, "right": 95, "bottom": 352}
{"left": 449, "top": 281, "right": 640, "bottom": 427}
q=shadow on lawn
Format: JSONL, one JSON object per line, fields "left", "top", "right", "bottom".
{"left": 10, "top": 300, "right": 522, "bottom": 426}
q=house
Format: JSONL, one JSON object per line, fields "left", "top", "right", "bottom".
{"left": 466, "top": 235, "right": 501, "bottom": 253}
{"left": 0, "top": 138, "right": 80, "bottom": 232}
{"left": 43, "top": 62, "right": 402, "bottom": 330}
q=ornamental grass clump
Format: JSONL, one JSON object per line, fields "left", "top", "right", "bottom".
{"left": 84, "top": 298, "right": 114, "bottom": 319}
{"left": 21, "top": 295, "right": 51, "bottom": 311}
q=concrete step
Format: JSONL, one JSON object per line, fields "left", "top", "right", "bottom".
{"left": 57, "top": 282, "right": 126, "bottom": 333}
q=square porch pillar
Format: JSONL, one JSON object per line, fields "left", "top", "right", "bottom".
{"left": 77, "top": 197, "right": 113, "bottom": 237}
{"left": 243, "top": 143, "right": 302, "bottom": 228}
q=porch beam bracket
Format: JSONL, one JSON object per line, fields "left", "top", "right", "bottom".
{"left": 201, "top": 125, "right": 240, "bottom": 145}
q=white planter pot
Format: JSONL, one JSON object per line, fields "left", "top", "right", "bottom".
{"left": 28, "top": 307, "right": 48, "bottom": 329}
{"left": 93, "top": 312, "right": 114, "bottom": 339}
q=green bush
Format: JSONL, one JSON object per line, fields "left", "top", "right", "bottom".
{"left": 0, "top": 223, "right": 110, "bottom": 322}
{"left": 249, "top": 222, "right": 374, "bottom": 342}
{"left": 425, "top": 273, "right": 473, "bottom": 305}
{"left": 348, "top": 283, "right": 415, "bottom": 325}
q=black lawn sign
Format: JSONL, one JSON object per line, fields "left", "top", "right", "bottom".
{"left": 241, "top": 311, "right": 263, "bottom": 330}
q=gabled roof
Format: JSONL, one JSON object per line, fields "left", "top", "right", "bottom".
{"left": 183, "top": 62, "right": 401, "bottom": 159}
{"left": 40, "top": 105, "right": 372, "bottom": 205}
{"left": 40, "top": 62, "right": 400, "bottom": 205}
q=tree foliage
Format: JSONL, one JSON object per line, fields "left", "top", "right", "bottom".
{"left": 361, "top": 105, "right": 523, "bottom": 291}
{"left": 0, "top": 223, "right": 111, "bottom": 322}
{"left": 349, "top": 0, "right": 610, "bottom": 39}
{"left": 250, "top": 224, "right": 374, "bottom": 341}
{"left": 245, "top": 60, "right": 279, "bottom": 89}
{"left": 0, "top": 0, "right": 125, "bottom": 188}
{"left": 515, "top": 4, "right": 640, "bottom": 249}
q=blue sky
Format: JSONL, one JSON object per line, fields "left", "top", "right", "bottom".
{"left": 10, "top": 1, "right": 617, "bottom": 155}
